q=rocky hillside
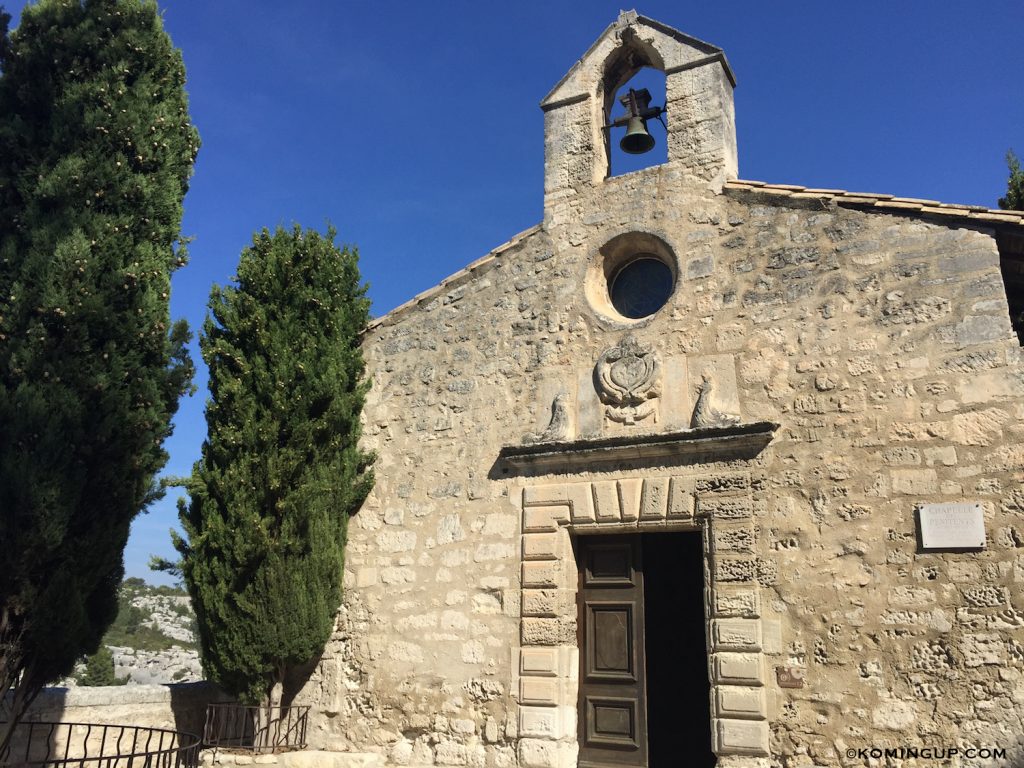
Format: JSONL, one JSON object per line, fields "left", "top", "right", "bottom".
{"left": 72, "top": 579, "right": 203, "bottom": 686}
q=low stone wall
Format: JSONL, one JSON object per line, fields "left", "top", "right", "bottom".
{"left": 201, "top": 750, "right": 385, "bottom": 767}
{"left": 20, "top": 681, "right": 230, "bottom": 740}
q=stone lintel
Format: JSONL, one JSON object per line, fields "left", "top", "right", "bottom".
{"left": 500, "top": 422, "right": 779, "bottom": 474}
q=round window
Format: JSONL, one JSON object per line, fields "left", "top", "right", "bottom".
{"left": 609, "top": 256, "right": 674, "bottom": 319}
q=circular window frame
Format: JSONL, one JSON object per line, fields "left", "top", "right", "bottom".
{"left": 584, "top": 231, "right": 679, "bottom": 325}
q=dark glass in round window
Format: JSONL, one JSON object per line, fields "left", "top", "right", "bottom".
{"left": 609, "top": 257, "right": 674, "bottom": 319}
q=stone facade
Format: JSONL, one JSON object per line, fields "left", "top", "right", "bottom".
{"left": 291, "top": 12, "right": 1024, "bottom": 768}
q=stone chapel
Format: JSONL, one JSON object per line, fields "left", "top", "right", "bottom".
{"left": 295, "top": 11, "right": 1024, "bottom": 768}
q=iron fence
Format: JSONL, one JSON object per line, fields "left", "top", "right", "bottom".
{"left": 202, "top": 704, "right": 308, "bottom": 754}
{"left": 0, "top": 721, "right": 200, "bottom": 767}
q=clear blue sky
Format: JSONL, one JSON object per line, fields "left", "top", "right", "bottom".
{"left": 6, "top": 1, "right": 1024, "bottom": 584}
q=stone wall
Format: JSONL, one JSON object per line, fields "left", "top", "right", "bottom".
{"left": 18, "top": 682, "right": 227, "bottom": 738}
{"left": 284, "top": 162, "right": 1024, "bottom": 767}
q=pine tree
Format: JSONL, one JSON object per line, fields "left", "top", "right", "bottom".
{"left": 76, "top": 646, "right": 127, "bottom": 687}
{"left": 176, "top": 226, "right": 373, "bottom": 706}
{"left": 0, "top": 0, "right": 198, "bottom": 741}
{"left": 999, "top": 149, "right": 1024, "bottom": 211}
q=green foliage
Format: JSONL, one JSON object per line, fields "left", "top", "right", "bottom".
{"left": 177, "top": 226, "right": 373, "bottom": 705}
{"left": 101, "top": 583, "right": 192, "bottom": 651}
{"left": 999, "top": 149, "right": 1024, "bottom": 211}
{"left": 0, "top": 0, "right": 198, "bottom": 724}
{"left": 148, "top": 554, "right": 183, "bottom": 582}
{"left": 75, "top": 645, "right": 127, "bottom": 687}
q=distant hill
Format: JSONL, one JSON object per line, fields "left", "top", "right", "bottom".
{"left": 71, "top": 578, "right": 202, "bottom": 686}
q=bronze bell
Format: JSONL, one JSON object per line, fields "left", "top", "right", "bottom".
{"left": 620, "top": 115, "right": 655, "bottom": 154}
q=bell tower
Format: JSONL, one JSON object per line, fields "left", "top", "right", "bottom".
{"left": 541, "top": 11, "right": 737, "bottom": 214}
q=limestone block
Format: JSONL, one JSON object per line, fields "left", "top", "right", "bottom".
{"left": 280, "top": 753, "right": 384, "bottom": 768}
{"left": 618, "top": 479, "right": 643, "bottom": 521}
{"left": 521, "top": 618, "right": 562, "bottom": 646}
{"left": 576, "top": 369, "right": 602, "bottom": 438}
{"left": 660, "top": 357, "right": 692, "bottom": 429}
{"left": 715, "top": 758, "right": 772, "bottom": 768}
{"left": 699, "top": 497, "right": 753, "bottom": 520}
{"left": 952, "top": 408, "right": 1009, "bottom": 446}
{"left": 712, "top": 619, "right": 762, "bottom": 651}
{"left": 461, "top": 640, "right": 485, "bottom": 663}
{"left": 887, "top": 586, "right": 934, "bottom": 607}
{"left": 520, "top": 647, "right": 558, "bottom": 677}
{"left": 482, "top": 512, "right": 518, "bottom": 538}
{"left": 962, "top": 633, "right": 1005, "bottom": 667}
{"left": 524, "top": 484, "right": 568, "bottom": 507}
{"left": 890, "top": 468, "right": 938, "bottom": 495}
{"left": 760, "top": 619, "right": 781, "bottom": 654}
{"left": 523, "top": 561, "right": 561, "bottom": 589}
{"left": 592, "top": 481, "right": 621, "bottom": 521}
{"left": 870, "top": 699, "right": 918, "bottom": 731}
{"left": 713, "top": 652, "right": 764, "bottom": 685}
{"left": 523, "top": 507, "right": 562, "bottom": 533}
{"left": 714, "top": 556, "right": 758, "bottom": 583}
{"left": 923, "top": 446, "right": 957, "bottom": 466}
{"left": 713, "top": 718, "right": 769, "bottom": 756}
{"left": 355, "top": 568, "right": 377, "bottom": 588}
{"left": 518, "top": 738, "right": 561, "bottom": 768}
{"left": 956, "top": 315, "right": 1011, "bottom": 348}
{"left": 956, "top": 369, "right": 1024, "bottom": 404}
{"left": 639, "top": 477, "right": 670, "bottom": 520}
{"left": 712, "top": 523, "right": 755, "bottom": 553}
{"left": 696, "top": 473, "right": 749, "bottom": 494}
{"left": 471, "top": 591, "right": 502, "bottom": 614}
{"left": 387, "top": 642, "right": 423, "bottom": 663}
{"left": 519, "top": 706, "right": 562, "bottom": 739}
{"left": 715, "top": 686, "right": 767, "bottom": 720}
{"left": 558, "top": 484, "right": 591, "bottom": 524}
{"left": 375, "top": 529, "right": 416, "bottom": 553}
{"left": 667, "top": 476, "right": 695, "bottom": 518}
{"left": 962, "top": 585, "right": 1007, "bottom": 608}
{"left": 520, "top": 532, "right": 561, "bottom": 561}
{"left": 522, "top": 589, "right": 558, "bottom": 617}
{"left": 520, "top": 677, "right": 559, "bottom": 706}
{"left": 474, "top": 542, "right": 515, "bottom": 562}
{"left": 714, "top": 587, "right": 760, "bottom": 618}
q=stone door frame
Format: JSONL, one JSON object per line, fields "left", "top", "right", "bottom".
{"left": 514, "top": 466, "right": 770, "bottom": 768}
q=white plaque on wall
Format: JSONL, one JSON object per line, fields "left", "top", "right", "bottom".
{"left": 918, "top": 503, "right": 986, "bottom": 550}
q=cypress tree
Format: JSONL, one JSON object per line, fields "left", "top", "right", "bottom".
{"left": 999, "top": 149, "right": 1024, "bottom": 211}
{"left": 76, "top": 646, "right": 127, "bottom": 687}
{"left": 0, "top": 0, "right": 198, "bottom": 739}
{"left": 176, "top": 226, "right": 373, "bottom": 706}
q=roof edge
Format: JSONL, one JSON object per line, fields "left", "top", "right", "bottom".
{"left": 723, "top": 180, "right": 1024, "bottom": 229}
{"left": 541, "top": 11, "right": 729, "bottom": 108}
{"left": 365, "top": 223, "right": 544, "bottom": 334}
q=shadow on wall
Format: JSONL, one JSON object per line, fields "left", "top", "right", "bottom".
{"left": 282, "top": 653, "right": 321, "bottom": 709}
{"left": 3, "top": 682, "right": 229, "bottom": 761}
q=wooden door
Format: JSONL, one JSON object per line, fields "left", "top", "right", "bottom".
{"left": 577, "top": 535, "right": 648, "bottom": 768}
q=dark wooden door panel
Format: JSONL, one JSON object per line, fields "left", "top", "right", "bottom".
{"left": 577, "top": 535, "right": 647, "bottom": 768}
{"left": 585, "top": 696, "right": 641, "bottom": 748}
{"left": 586, "top": 602, "right": 637, "bottom": 681}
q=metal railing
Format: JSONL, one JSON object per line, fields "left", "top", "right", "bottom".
{"left": 202, "top": 704, "right": 308, "bottom": 754}
{"left": 0, "top": 721, "right": 200, "bottom": 767}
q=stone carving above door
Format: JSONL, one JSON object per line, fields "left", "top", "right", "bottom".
{"left": 691, "top": 371, "right": 741, "bottom": 429}
{"left": 523, "top": 392, "right": 571, "bottom": 444}
{"left": 594, "top": 335, "right": 661, "bottom": 425}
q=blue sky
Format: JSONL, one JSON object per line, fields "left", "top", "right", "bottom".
{"left": 6, "top": 1, "right": 1024, "bottom": 584}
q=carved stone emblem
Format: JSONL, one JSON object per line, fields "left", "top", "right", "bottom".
{"left": 594, "top": 336, "right": 661, "bottom": 425}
